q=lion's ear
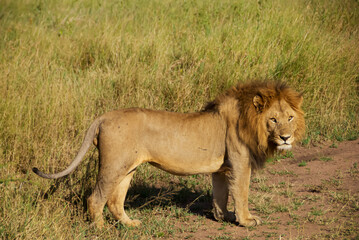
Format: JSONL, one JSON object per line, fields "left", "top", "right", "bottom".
{"left": 297, "top": 94, "right": 303, "bottom": 108}
{"left": 253, "top": 95, "right": 266, "bottom": 112}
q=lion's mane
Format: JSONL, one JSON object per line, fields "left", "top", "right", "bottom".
{"left": 203, "top": 81, "right": 305, "bottom": 169}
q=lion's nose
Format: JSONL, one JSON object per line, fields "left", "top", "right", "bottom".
{"left": 280, "top": 135, "right": 290, "bottom": 142}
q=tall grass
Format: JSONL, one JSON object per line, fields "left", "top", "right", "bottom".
{"left": 0, "top": 0, "right": 358, "bottom": 238}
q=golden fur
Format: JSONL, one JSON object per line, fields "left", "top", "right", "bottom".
{"left": 33, "top": 81, "right": 305, "bottom": 228}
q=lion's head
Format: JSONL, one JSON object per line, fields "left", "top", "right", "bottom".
{"left": 204, "top": 81, "right": 305, "bottom": 169}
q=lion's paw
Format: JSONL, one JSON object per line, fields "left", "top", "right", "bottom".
{"left": 89, "top": 219, "right": 105, "bottom": 229}
{"left": 239, "top": 215, "right": 262, "bottom": 227}
{"left": 124, "top": 219, "right": 142, "bottom": 227}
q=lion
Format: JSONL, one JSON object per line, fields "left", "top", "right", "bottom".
{"left": 33, "top": 81, "right": 305, "bottom": 228}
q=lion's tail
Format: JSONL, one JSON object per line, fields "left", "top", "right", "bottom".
{"left": 32, "top": 117, "right": 103, "bottom": 179}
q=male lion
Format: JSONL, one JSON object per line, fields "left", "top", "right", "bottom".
{"left": 33, "top": 81, "right": 305, "bottom": 228}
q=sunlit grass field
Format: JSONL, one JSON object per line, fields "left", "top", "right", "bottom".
{"left": 1, "top": 0, "right": 358, "bottom": 238}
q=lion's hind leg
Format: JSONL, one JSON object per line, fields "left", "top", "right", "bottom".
{"left": 87, "top": 164, "right": 130, "bottom": 228}
{"left": 107, "top": 171, "right": 141, "bottom": 227}
{"left": 87, "top": 179, "right": 116, "bottom": 228}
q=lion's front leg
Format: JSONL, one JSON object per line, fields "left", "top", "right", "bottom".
{"left": 228, "top": 163, "right": 262, "bottom": 227}
{"left": 225, "top": 129, "right": 262, "bottom": 227}
{"left": 212, "top": 172, "right": 235, "bottom": 222}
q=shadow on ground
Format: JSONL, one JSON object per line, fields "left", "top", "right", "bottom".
{"left": 35, "top": 165, "right": 215, "bottom": 221}
{"left": 126, "top": 182, "right": 214, "bottom": 219}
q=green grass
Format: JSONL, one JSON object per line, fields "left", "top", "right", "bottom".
{"left": 268, "top": 169, "right": 296, "bottom": 176}
{"left": 266, "top": 151, "right": 294, "bottom": 164}
{"left": 1, "top": 0, "right": 359, "bottom": 238}
{"left": 320, "top": 156, "right": 333, "bottom": 162}
{"left": 298, "top": 161, "right": 307, "bottom": 167}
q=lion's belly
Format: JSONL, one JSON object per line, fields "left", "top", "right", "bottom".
{"left": 144, "top": 135, "right": 226, "bottom": 175}
{"left": 148, "top": 155, "right": 225, "bottom": 175}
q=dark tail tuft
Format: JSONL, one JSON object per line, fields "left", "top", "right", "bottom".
{"left": 32, "top": 167, "right": 40, "bottom": 174}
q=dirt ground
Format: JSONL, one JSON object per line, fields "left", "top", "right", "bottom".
{"left": 173, "top": 139, "right": 359, "bottom": 239}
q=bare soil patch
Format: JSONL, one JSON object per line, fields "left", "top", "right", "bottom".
{"left": 172, "top": 139, "right": 359, "bottom": 239}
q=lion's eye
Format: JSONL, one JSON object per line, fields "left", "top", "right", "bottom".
{"left": 288, "top": 116, "right": 294, "bottom": 122}
{"left": 270, "top": 118, "right": 277, "bottom": 123}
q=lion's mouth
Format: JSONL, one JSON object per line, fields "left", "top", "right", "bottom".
{"left": 276, "top": 144, "right": 292, "bottom": 150}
